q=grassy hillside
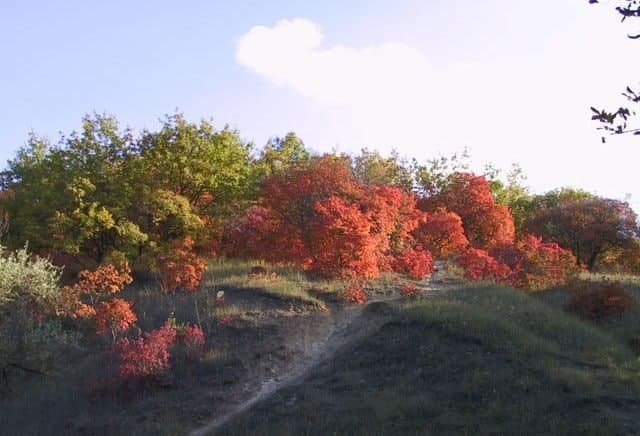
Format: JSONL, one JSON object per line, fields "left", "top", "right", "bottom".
{"left": 219, "top": 284, "right": 640, "bottom": 436}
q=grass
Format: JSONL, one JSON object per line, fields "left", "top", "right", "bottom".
{"left": 219, "top": 283, "right": 640, "bottom": 436}
{"left": 0, "top": 259, "right": 339, "bottom": 436}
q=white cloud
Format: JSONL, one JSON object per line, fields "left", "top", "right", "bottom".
{"left": 236, "top": 17, "right": 640, "bottom": 211}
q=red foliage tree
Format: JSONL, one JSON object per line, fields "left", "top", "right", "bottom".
{"left": 491, "top": 235, "right": 578, "bottom": 289}
{"left": 94, "top": 298, "right": 137, "bottom": 340}
{"left": 413, "top": 208, "right": 468, "bottom": 258}
{"left": 224, "top": 157, "right": 437, "bottom": 280}
{"left": 457, "top": 248, "right": 511, "bottom": 282}
{"left": 421, "top": 173, "right": 515, "bottom": 250}
{"left": 58, "top": 263, "right": 133, "bottom": 319}
{"left": 73, "top": 264, "right": 133, "bottom": 296}
{"left": 309, "top": 196, "right": 379, "bottom": 279}
{"left": 158, "top": 237, "right": 207, "bottom": 292}
{"left": 524, "top": 197, "right": 639, "bottom": 270}
{"left": 392, "top": 246, "right": 435, "bottom": 279}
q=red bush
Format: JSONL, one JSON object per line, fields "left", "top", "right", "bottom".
{"left": 400, "top": 283, "right": 421, "bottom": 298}
{"left": 94, "top": 298, "right": 137, "bottom": 339}
{"left": 420, "top": 172, "right": 515, "bottom": 249}
{"left": 158, "top": 237, "right": 207, "bottom": 292}
{"left": 74, "top": 264, "right": 133, "bottom": 295}
{"left": 177, "top": 325, "right": 206, "bottom": 360}
{"left": 493, "top": 235, "right": 577, "bottom": 289}
{"left": 414, "top": 209, "right": 468, "bottom": 258}
{"left": 341, "top": 284, "right": 368, "bottom": 304}
{"left": 567, "top": 280, "right": 636, "bottom": 321}
{"left": 392, "top": 246, "right": 434, "bottom": 279}
{"left": 114, "top": 322, "right": 177, "bottom": 386}
{"left": 457, "top": 248, "right": 511, "bottom": 282}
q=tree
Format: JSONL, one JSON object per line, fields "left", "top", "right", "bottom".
{"left": 589, "top": 1, "right": 640, "bottom": 139}
{"left": 352, "top": 149, "right": 414, "bottom": 191}
{"left": 413, "top": 209, "right": 468, "bottom": 258}
{"left": 420, "top": 172, "right": 515, "bottom": 250}
{"left": 225, "top": 156, "right": 434, "bottom": 280}
{"left": 524, "top": 196, "right": 639, "bottom": 269}
{"left": 255, "top": 132, "right": 311, "bottom": 178}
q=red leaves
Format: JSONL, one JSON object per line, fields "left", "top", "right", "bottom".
{"left": 158, "top": 237, "right": 207, "bottom": 292}
{"left": 457, "top": 248, "right": 511, "bottom": 282}
{"left": 310, "top": 196, "right": 379, "bottom": 279}
{"left": 421, "top": 172, "right": 515, "bottom": 250}
{"left": 414, "top": 209, "right": 468, "bottom": 258}
{"left": 457, "top": 235, "right": 577, "bottom": 289}
{"left": 493, "top": 235, "right": 577, "bottom": 289}
{"left": 114, "top": 322, "right": 177, "bottom": 386}
{"left": 73, "top": 264, "right": 133, "bottom": 296}
{"left": 567, "top": 280, "right": 635, "bottom": 321}
{"left": 225, "top": 158, "right": 438, "bottom": 280}
{"left": 400, "top": 282, "right": 421, "bottom": 298}
{"left": 58, "top": 264, "right": 133, "bottom": 323}
{"left": 176, "top": 325, "right": 206, "bottom": 360}
{"left": 392, "top": 246, "right": 434, "bottom": 279}
{"left": 94, "top": 298, "right": 137, "bottom": 337}
{"left": 341, "top": 284, "right": 368, "bottom": 304}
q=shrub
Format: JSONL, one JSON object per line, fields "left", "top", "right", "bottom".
{"left": 72, "top": 264, "right": 133, "bottom": 296}
{"left": 567, "top": 280, "right": 635, "bottom": 322}
{"left": 399, "top": 282, "right": 420, "bottom": 298}
{"left": 392, "top": 247, "right": 434, "bottom": 279}
{"left": 341, "top": 284, "right": 368, "bottom": 304}
{"left": 0, "top": 245, "right": 69, "bottom": 375}
{"left": 176, "top": 325, "right": 206, "bottom": 360}
{"left": 492, "top": 235, "right": 578, "bottom": 290}
{"left": 94, "top": 298, "right": 137, "bottom": 340}
{"left": 158, "top": 237, "right": 207, "bottom": 292}
{"left": 114, "top": 322, "right": 177, "bottom": 387}
{"left": 457, "top": 248, "right": 511, "bottom": 282}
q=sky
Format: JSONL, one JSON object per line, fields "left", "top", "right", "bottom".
{"left": 1, "top": 0, "right": 639, "bottom": 210}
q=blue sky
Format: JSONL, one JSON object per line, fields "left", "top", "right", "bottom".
{"left": 1, "top": 0, "right": 639, "bottom": 210}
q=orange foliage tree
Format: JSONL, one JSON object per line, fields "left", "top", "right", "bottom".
{"left": 94, "top": 298, "right": 137, "bottom": 341}
{"left": 491, "top": 235, "right": 578, "bottom": 289}
{"left": 157, "top": 237, "right": 207, "bottom": 292}
{"left": 421, "top": 172, "right": 515, "bottom": 250}
{"left": 224, "top": 157, "right": 436, "bottom": 280}
{"left": 413, "top": 208, "right": 469, "bottom": 258}
{"left": 58, "top": 264, "right": 133, "bottom": 320}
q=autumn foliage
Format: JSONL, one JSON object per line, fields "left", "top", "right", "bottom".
{"left": 114, "top": 322, "right": 177, "bottom": 387}
{"left": 400, "top": 282, "right": 421, "bottom": 298}
{"left": 158, "top": 237, "right": 207, "bottom": 292}
{"left": 341, "top": 284, "right": 368, "bottom": 304}
{"left": 567, "top": 280, "right": 636, "bottom": 321}
{"left": 456, "top": 236, "right": 577, "bottom": 289}
{"left": 73, "top": 264, "right": 133, "bottom": 296}
{"left": 94, "top": 298, "right": 137, "bottom": 338}
{"left": 457, "top": 248, "right": 511, "bottom": 282}
{"left": 413, "top": 209, "right": 468, "bottom": 258}
{"left": 392, "top": 247, "right": 434, "bottom": 279}
{"left": 225, "top": 157, "right": 435, "bottom": 280}
{"left": 421, "top": 173, "right": 515, "bottom": 250}
{"left": 58, "top": 264, "right": 133, "bottom": 322}
{"left": 491, "top": 236, "right": 578, "bottom": 289}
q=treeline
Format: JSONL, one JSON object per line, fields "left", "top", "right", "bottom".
{"left": 0, "top": 113, "right": 639, "bottom": 285}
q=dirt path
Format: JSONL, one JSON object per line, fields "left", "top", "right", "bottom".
{"left": 189, "top": 266, "right": 451, "bottom": 436}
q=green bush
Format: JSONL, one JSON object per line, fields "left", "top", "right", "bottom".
{"left": 0, "top": 245, "right": 76, "bottom": 379}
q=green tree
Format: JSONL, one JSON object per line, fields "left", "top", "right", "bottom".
{"left": 352, "top": 148, "right": 414, "bottom": 191}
